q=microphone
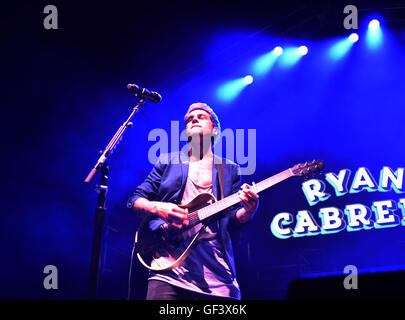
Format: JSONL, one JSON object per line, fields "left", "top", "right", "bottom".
{"left": 127, "top": 83, "right": 162, "bottom": 103}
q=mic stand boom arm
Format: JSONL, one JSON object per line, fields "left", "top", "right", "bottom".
{"left": 84, "top": 98, "right": 146, "bottom": 184}
{"left": 84, "top": 97, "right": 146, "bottom": 300}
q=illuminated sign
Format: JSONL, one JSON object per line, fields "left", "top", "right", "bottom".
{"left": 270, "top": 166, "right": 405, "bottom": 238}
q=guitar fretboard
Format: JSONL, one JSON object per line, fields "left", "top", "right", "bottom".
{"left": 193, "top": 168, "right": 293, "bottom": 222}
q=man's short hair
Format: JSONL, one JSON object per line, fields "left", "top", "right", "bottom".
{"left": 184, "top": 102, "right": 221, "bottom": 144}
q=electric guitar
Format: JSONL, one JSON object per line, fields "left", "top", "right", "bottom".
{"left": 134, "top": 160, "right": 324, "bottom": 271}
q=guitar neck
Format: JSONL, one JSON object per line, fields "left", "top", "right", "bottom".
{"left": 196, "top": 168, "right": 294, "bottom": 221}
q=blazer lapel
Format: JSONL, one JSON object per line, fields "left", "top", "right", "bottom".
{"left": 213, "top": 155, "right": 225, "bottom": 200}
{"left": 212, "top": 159, "right": 218, "bottom": 200}
{"left": 180, "top": 151, "right": 189, "bottom": 191}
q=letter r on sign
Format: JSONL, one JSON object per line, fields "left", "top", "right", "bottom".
{"left": 302, "top": 179, "right": 331, "bottom": 206}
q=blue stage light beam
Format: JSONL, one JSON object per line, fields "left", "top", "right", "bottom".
{"left": 298, "top": 45, "right": 308, "bottom": 55}
{"left": 243, "top": 75, "right": 253, "bottom": 84}
{"left": 217, "top": 75, "right": 254, "bottom": 102}
{"left": 274, "top": 46, "right": 283, "bottom": 56}
{"left": 278, "top": 46, "right": 308, "bottom": 67}
{"left": 366, "top": 18, "right": 383, "bottom": 49}
{"left": 252, "top": 46, "right": 283, "bottom": 76}
{"left": 369, "top": 19, "right": 380, "bottom": 30}
{"left": 349, "top": 33, "right": 359, "bottom": 43}
{"left": 329, "top": 33, "right": 358, "bottom": 60}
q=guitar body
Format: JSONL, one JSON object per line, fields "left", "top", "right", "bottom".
{"left": 134, "top": 192, "right": 218, "bottom": 272}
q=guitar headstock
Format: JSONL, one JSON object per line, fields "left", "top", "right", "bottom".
{"left": 291, "top": 160, "right": 325, "bottom": 178}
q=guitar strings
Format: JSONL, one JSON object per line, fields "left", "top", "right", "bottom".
{"left": 186, "top": 194, "right": 240, "bottom": 223}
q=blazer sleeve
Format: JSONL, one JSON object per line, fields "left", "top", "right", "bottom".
{"left": 126, "top": 155, "right": 167, "bottom": 209}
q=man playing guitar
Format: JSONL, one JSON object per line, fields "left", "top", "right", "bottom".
{"left": 127, "top": 102, "right": 259, "bottom": 300}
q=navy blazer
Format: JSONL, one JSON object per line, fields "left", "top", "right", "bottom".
{"left": 127, "top": 151, "right": 245, "bottom": 277}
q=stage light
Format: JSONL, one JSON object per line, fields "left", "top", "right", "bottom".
{"left": 217, "top": 75, "right": 254, "bottom": 102}
{"left": 329, "top": 34, "right": 358, "bottom": 60}
{"left": 274, "top": 46, "right": 283, "bottom": 56}
{"left": 349, "top": 33, "right": 359, "bottom": 43}
{"left": 329, "top": 33, "right": 359, "bottom": 60}
{"left": 368, "top": 19, "right": 380, "bottom": 30}
{"left": 366, "top": 18, "right": 383, "bottom": 49}
{"left": 278, "top": 46, "right": 307, "bottom": 67}
{"left": 243, "top": 75, "right": 254, "bottom": 84}
{"left": 252, "top": 46, "right": 283, "bottom": 75}
{"left": 298, "top": 46, "right": 308, "bottom": 55}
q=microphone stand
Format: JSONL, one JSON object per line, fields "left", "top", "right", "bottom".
{"left": 84, "top": 97, "right": 146, "bottom": 300}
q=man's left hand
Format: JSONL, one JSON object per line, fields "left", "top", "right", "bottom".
{"left": 238, "top": 183, "right": 259, "bottom": 214}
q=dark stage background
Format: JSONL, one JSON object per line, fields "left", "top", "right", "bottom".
{"left": 2, "top": 0, "right": 405, "bottom": 299}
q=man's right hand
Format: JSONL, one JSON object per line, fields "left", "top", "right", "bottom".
{"left": 151, "top": 202, "right": 189, "bottom": 229}
{"left": 133, "top": 198, "right": 189, "bottom": 229}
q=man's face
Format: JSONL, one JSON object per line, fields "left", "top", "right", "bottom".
{"left": 185, "top": 109, "right": 217, "bottom": 140}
